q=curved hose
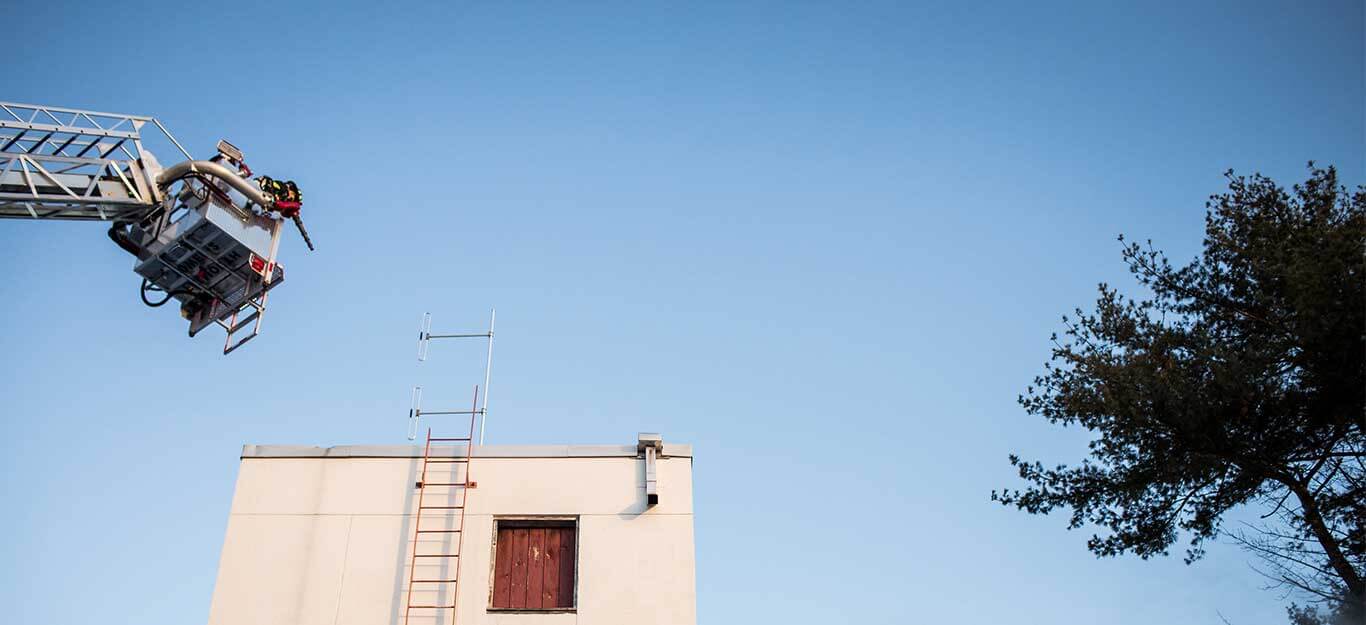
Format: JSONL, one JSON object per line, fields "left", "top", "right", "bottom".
{"left": 140, "top": 278, "right": 196, "bottom": 308}
{"left": 155, "top": 160, "right": 272, "bottom": 208}
{"left": 107, "top": 221, "right": 144, "bottom": 257}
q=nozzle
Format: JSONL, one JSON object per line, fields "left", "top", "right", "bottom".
{"left": 292, "top": 214, "right": 315, "bottom": 251}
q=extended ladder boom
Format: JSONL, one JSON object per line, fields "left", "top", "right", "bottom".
{"left": 0, "top": 102, "right": 176, "bottom": 221}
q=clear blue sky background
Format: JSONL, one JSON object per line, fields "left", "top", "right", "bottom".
{"left": 2, "top": 2, "right": 1361, "bottom": 623}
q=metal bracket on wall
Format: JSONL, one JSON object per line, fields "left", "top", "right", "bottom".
{"left": 638, "top": 432, "right": 663, "bottom": 506}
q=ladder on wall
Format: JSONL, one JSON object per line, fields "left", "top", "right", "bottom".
{"left": 403, "top": 387, "right": 480, "bottom": 624}
{"left": 403, "top": 310, "right": 495, "bottom": 625}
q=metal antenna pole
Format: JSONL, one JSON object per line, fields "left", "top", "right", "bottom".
{"left": 479, "top": 308, "right": 495, "bottom": 445}
{"left": 413, "top": 309, "right": 497, "bottom": 443}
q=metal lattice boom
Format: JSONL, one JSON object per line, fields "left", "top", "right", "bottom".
{"left": 0, "top": 102, "right": 190, "bottom": 221}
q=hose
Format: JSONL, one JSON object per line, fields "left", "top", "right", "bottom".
{"left": 140, "top": 278, "right": 195, "bottom": 308}
{"left": 106, "top": 222, "right": 143, "bottom": 257}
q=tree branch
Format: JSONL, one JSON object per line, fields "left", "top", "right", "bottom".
{"left": 1274, "top": 473, "right": 1365, "bottom": 595}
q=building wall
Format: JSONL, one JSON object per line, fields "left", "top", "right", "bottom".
{"left": 206, "top": 444, "right": 695, "bottom": 625}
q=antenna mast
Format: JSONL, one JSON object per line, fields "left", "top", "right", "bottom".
{"left": 411, "top": 309, "right": 496, "bottom": 443}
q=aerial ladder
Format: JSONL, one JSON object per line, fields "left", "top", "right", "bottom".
{"left": 0, "top": 102, "right": 314, "bottom": 354}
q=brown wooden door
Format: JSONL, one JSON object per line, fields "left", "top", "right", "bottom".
{"left": 492, "top": 524, "right": 575, "bottom": 609}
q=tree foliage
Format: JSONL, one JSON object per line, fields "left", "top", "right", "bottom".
{"left": 993, "top": 165, "right": 1364, "bottom": 616}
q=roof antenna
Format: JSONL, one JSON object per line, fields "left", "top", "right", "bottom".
{"left": 410, "top": 309, "right": 496, "bottom": 442}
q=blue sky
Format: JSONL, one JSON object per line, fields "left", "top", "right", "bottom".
{"left": 2, "top": 1, "right": 1361, "bottom": 623}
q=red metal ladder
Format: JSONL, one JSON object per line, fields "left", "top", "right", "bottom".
{"left": 403, "top": 386, "right": 479, "bottom": 625}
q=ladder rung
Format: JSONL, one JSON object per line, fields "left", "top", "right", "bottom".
{"left": 416, "top": 529, "right": 462, "bottom": 533}
{"left": 428, "top": 437, "right": 471, "bottom": 442}
{"left": 424, "top": 459, "right": 469, "bottom": 463}
{"left": 407, "top": 605, "right": 455, "bottom": 609}
{"left": 421, "top": 482, "right": 469, "bottom": 486}
{"left": 411, "top": 579, "right": 459, "bottom": 583}
{"left": 414, "top": 554, "right": 460, "bottom": 558}
{"left": 420, "top": 505, "right": 464, "bottom": 509}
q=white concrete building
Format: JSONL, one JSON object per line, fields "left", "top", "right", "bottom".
{"left": 207, "top": 436, "right": 696, "bottom": 625}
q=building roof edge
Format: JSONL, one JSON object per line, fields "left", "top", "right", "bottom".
{"left": 240, "top": 443, "right": 693, "bottom": 460}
